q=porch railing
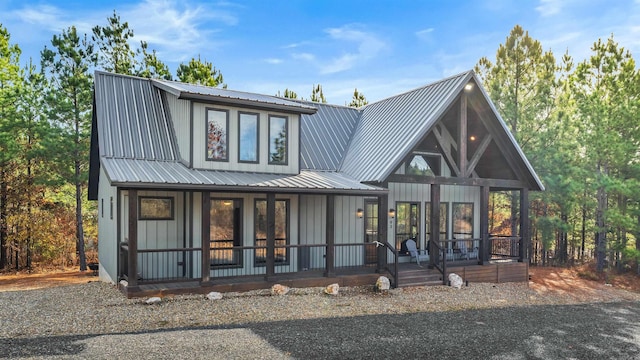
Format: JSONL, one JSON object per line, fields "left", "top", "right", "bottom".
{"left": 489, "top": 235, "right": 521, "bottom": 260}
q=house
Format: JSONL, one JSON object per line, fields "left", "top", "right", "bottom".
{"left": 89, "top": 70, "right": 543, "bottom": 297}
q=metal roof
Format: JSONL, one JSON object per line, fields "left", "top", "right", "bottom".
{"left": 94, "top": 71, "right": 179, "bottom": 161}
{"left": 152, "top": 79, "right": 317, "bottom": 114}
{"left": 340, "top": 71, "right": 472, "bottom": 182}
{"left": 300, "top": 102, "right": 361, "bottom": 170}
{"left": 101, "top": 158, "right": 386, "bottom": 194}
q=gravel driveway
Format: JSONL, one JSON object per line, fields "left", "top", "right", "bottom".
{"left": 1, "top": 281, "right": 639, "bottom": 359}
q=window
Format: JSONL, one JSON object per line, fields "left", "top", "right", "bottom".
{"left": 238, "top": 112, "right": 259, "bottom": 163}
{"left": 268, "top": 115, "right": 288, "bottom": 165}
{"left": 210, "top": 199, "right": 243, "bottom": 267}
{"left": 405, "top": 153, "right": 441, "bottom": 176}
{"left": 139, "top": 197, "right": 174, "bottom": 220}
{"left": 395, "top": 202, "right": 420, "bottom": 252}
{"left": 110, "top": 197, "right": 113, "bottom": 220}
{"left": 255, "top": 199, "right": 289, "bottom": 265}
{"left": 453, "top": 203, "right": 474, "bottom": 239}
{"left": 364, "top": 200, "right": 379, "bottom": 265}
{"left": 101, "top": 199, "right": 104, "bottom": 218}
{"left": 206, "top": 108, "right": 229, "bottom": 161}
{"left": 425, "top": 202, "right": 448, "bottom": 240}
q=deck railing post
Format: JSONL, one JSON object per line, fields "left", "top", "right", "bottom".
{"left": 429, "top": 184, "right": 440, "bottom": 268}
{"left": 266, "top": 193, "right": 276, "bottom": 279}
{"left": 201, "top": 192, "right": 211, "bottom": 283}
{"left": 376, "top": 192, "right": 388, "bottom": 273}
{"left": 519, "top": 188, "right": 529, "bottom": 262}
{"left": 325, "top": 194, "right": 335, "bottom": 277}
{"left": 480, "top": 186, "right": 490, "bottom": 264}
{"left": 127, "top": 189, "right": 139, "bottom": 290}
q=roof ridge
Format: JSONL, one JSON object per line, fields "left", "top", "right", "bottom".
{"left": 366, "top": 69, "right": 473, "bottom": 106}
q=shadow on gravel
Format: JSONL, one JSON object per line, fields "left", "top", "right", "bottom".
{"left": 2, "top": 302, "right": 639, "bottom": 359}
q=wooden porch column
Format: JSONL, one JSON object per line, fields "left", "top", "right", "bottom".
{"left": 429, "top": 184, "right": 440, "bottom": 268}
{"left": 127, "top": 189, "right": 138, "bottom": 290}
{"left": 266, "top": 193, "right": 276, "bottom": 279}
{"left": 325, "top": 194, "right": 335, "bottom": 277}
{"left": 459, "top": 94, "right": 468, "bottom": 177}
{"left": 376, "top": 193, "right": 388, "bottom": 273}
{"left": 519, "top": 188, "right": 529, "bottom": 262}
{"left": 201, "top": 192, "right": 211, "bottom": 283}
{"left": 479, "top": 186, "right": 490, "bottom": 264}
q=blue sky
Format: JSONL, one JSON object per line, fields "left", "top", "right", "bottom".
{"left": 1, "top": 0, "right": 639, "bottom": 105}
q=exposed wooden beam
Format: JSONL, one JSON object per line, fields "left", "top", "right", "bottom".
{"left": 386, "top": 174, "right": 527, "bottom": 189}
{"left": 479, "top": 186, "right": 489, "bottom": 265}
{"left": 429, "top": 184, "right": 441, "bottom": 268}
{"left": 459, "top": 94, "right": 468, "bottom": 177}
{"left": 432, "top": 126, "right": 461, "bottom": 177}
{"left": 466, "top": 134, "right": 493, "bottom": 176}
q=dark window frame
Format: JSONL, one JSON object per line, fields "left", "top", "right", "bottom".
{"left": 238, "top": 111, "right": 260, "bottom": 164}
{"left": 395, "top": 201, "right": 420, "bottom": 254}
{"left": 452, "top": 202, "right": 474, "bottom": 239}
{"left": 138, "top": 196, "right": 174, "bottom": 221}
{"left": 425, "top": 201, "right": 449, "bottom": 241}
{"left": 210, "top": 198, "right": 244, "bottom": 268}
{"left": 254, "top": 198, "right": 290, "bottom": 266}
{"left": 205, "top": 107, "right": 230, "bottom": 162}
{"left": 268, "top": 115, "right": 288, "bottom": 165}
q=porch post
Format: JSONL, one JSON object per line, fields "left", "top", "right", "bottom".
{"left": 201, "top": 192, "right": 210, "bottom": 283}
{"left": 519, "top": 188, "right": 529, "bottom": 262}
{"left": 127, "top": 189, "right": 138, "bottom": 290}
{"left": 266, "top": 193, "right": 276, "bottom": 279}
{"left": 376, "top": 192, "right": 388, "bottom": 273}
{"left": 479, "top": 186, "right": 490, "bottom": 264}
{"left": 429, "top": 184, "right": 440, "bottom": 268}
{"left": 325, "top": 194, "right": 335, "bottom": 277}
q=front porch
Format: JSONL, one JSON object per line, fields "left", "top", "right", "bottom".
{"left": 118, "top": 236, "right": 526, "bottom": 298}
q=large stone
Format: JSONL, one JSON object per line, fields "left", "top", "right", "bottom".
{"left": 448, "top": 273, "right": 464, "bottom": 289}
{"left": 145, "top": 296, "right": 162, "bottom": 305}
{"left": 376, "top": 276, "right": 390, "bottom": 291}
{"left": 207, "top": 292, "right": 223, "bottom": 300}
{"left": 324, "top": 283, "right": 339, "bottom": 296}
{"left": 270, "top": 284, "right": 290, "bottom": 296}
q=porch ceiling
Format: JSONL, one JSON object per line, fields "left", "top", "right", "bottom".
{"left": 101, "top": 157, "right": 387, "bottom": 195}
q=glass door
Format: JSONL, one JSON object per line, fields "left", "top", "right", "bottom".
{"left": 364, "top": 200, "right": 378, "bottom": 265}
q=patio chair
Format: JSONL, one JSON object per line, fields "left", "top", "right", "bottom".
{"left": 405, "top": 239, "right": 422, "bottom": 267}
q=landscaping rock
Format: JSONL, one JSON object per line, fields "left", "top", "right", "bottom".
{"left": 270, "top": 284, "right": 290, "bottom": 296}
{"left": 145, "top": 296, "right": 162, "bottom": 305}
{"left": 324, "top": 283, "right": 339, "bottom": 296}
{"left": 207, "top": 292, "right": 223, "bottom": 300}
{"left": 376, "top": 276, "right": 390, "bottom": 291}
{"left": 448, "top": 273, "right": 463, "bottom": 289}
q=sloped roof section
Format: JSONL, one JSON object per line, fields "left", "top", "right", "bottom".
{"left": 101, "top": 158, "right": 386, "bottom": 194}
{"left": 299, "top": 102, "right": 361, "bottom": 170}
{"left": 152, "top": 79, "right": 317, "bottom": 114}
{"left": 94, "top": 71, "right": 179, "bottom": 161}
{"left": 340, "top": 71, "right": 472, "bottom": 182}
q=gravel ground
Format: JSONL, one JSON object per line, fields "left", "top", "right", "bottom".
{"left": 1, "top": 281, "right": 640, "bottom": 359}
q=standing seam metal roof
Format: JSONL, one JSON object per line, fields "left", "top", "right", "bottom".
{"left": 94, "top": 71, "right": 179, "bottom": 161}
{"left": 299, "top": 102, "right": 362, "bottom": 170}
{"left": 339, "top": 71, "right": 472, "bottom": 182}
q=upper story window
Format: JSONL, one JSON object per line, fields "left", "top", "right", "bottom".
{"left": 268, "top": 115, "right": 288, "bottom": 165}
{"left": 206, "top": 108, "right": 229, "bottom": 161}
{"left": 238, "top": 112, "right": 259, "bottom": 163}
{"left": 406, "top": 152, "right": 441, "bottom": 176}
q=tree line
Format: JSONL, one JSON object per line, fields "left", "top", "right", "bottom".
{"left": 0, "top": 11, "right": 368, "bottom": 272}
{"left": 477, "top": 26, "right": 639, "bottom": 273}
{"left": 1, "top": 13, "right": 637, "bottom": 274}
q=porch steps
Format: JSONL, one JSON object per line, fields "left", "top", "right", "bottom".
{"left": 397, "top": 267, "right": 444, "bottom": 287}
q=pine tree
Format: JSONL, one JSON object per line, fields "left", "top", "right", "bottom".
{"left": 92, "top": 11, "right": 138, "bottom": 74}
{"left": 176, "top": 55, "right": 225, "bottom": 87}
{"left": 348, "top": 88, "right": 368, "bottom": 108}
{"left": 0, "top": 25, "right": 22, "bottom": 269}
{"left": 310, "top": 84, "right": 327, "bottom": 103}
{"left": 41, "top": 26, "right": 97, "bottom": 271}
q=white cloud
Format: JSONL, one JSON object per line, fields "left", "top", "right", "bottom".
{"left": 292, "top": 53, "right": 316, "bottom": 61}
{"left": 536, "top": 0, "right": 563, "bottom": 16}
{"left": 320, "top": 25, "right": 386, "bottom": 74}
{"left": 263, "top": 58, "right": 283, "bottom": 64}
